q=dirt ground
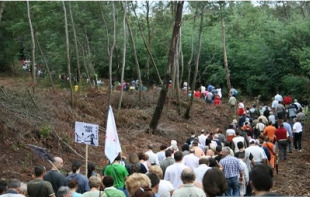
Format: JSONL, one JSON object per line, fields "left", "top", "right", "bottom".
{"left": 0, "top": 76, "right": 309, "bottom": 196}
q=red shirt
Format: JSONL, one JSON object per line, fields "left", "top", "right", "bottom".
{"left": 275, "top": 127, "right": 287, "bottom": 140}
{"left": 284, "top": 96, "right": 292, "bottom": 105}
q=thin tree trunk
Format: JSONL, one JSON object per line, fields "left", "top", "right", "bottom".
{"left": 179, "top": 27, "right": 184, "bottom": 87}
{"left": 77, "top": 40, "right": 90, "bottom": 83}
{"left": 27, "top": 1, "right": 36, "bottom": 94}
{"left": 108, "top": 2, "right": 116, "bottom": 106}
{"left": 222, "top": 17, "right": 231, "bottom": 90}
{"left": 99, "top": 2, "right": 110, "bottom": 57}
{"left": 145, "top": 1, "right": 151, "bottom": 85}
{"left": 35, "top": 35, "right": 54, "bottom": 88}
{"left": 175, "top": 36, "right": 181, "bottom": 115}
{"left": 63, "top": 1, "right": 74, "bottom": 106}
{"left": 132, "top": 3, "right": 163, "bottom": 85}
{"left": 125, "top": 8, "right": 142, "bottom": 101}
{"left": 84, "top": 33, "right": 96, "bottom": 86}
{"left": 186, "top": 11, "right": 197, "bottom": 96}
{"left": 117, "top": 2, "right": 127, "bottom": 115}
{"left": 69, "top": 2, "right": 81, "bottom": 96}
{"left": 0, "top": 1, "right": 5, "bottom": 23}
{"left": 185, "top": 7, "right": 204, "bottom": 119}
{"left": 149, "top": 2, "right": 184, "bottom": 132}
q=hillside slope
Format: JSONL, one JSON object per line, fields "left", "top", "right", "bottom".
{"left": 0, "top": 76, "right": 309, "bottom": 196}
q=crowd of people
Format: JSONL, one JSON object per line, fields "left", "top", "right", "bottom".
{"left": 0, "top": 92, "right": 306, "bottom": 197}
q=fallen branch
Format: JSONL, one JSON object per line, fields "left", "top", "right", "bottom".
{"left": 27, "top": 89, "right": 39, "bottom": 109}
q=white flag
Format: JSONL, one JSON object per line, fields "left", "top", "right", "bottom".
{"left": 105, "top": 105, "right": 122, "bottom": 163}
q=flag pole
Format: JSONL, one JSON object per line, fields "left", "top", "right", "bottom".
{"left": 85, "top": 144, "right": 88, "bottom": 176}
{"left": 48, "top": 160, "right": 59, "bottom": 172}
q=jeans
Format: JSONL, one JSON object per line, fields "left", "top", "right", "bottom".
{"left": 278, "top": 140, "right": 287, "bottom": 160}
{"left": 225, "top": 176, "right": 240, "bottom": 196}
{"left": 294, "top": 132, "right": 302, "bottom": 150}
{"left": 288, "top": 138, "right": 293, "bottom": 152}
{"left": 118, "top": 187, "right": 129, "bottom": 197}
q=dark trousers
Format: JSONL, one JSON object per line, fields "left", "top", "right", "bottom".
{"left": 278, "top": 140, "right": 287, "bottom": 160}
{"left": 293, "top": 132, "right": 302, "bottom": 150}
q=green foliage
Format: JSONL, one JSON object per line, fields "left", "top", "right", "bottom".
{"left": 0, "top": 1, "right": 310, "bottom": 101}
{"left": 39, "top": 125, "right": 51, "bottom": 138}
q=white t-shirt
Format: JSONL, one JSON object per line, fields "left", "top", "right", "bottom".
{"left": 271, "top": 100, "right": 278, "bottom": 109}
{"left": 198, "top": 134, "right": 207, "bottom": 146}
{"left": 194, "top": 164, "right": 211, "bottom": 183}
{"left": 183, "top": 154, "right": 199, "bottom": 171}
{"left": 275, "top": 94, "right": 283, "bottom": 102}
{"left": 158, "top": 180, "right": 174, "bottom": 197}
{"left": 216, "top": 88, "right": 222, "bottom": 98}
{"left": 246, "top": 145, "right": 266, "bottom": 163}
{"left": 164, "top": 162, "right": 187, "bottom": 189}
{"left": 232, "top": 136, "right": 245, "bottom": 152}
{"left": 226, "top": 129, "right": 236, "bottom": 136}
{"left": 293, "top": 122, "right": 303, "bottom": 133}
{"left": 145, "top": 150, "right": 159, "bottom": 165}
{"left": 156, "top": 151, "right": 166, "bottom": 164}
{"left": 238, "top": 102, "right": 244, "bottom": 109}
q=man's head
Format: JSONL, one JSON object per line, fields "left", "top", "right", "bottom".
{"left": 57, "top": 186, "right": 71, "bottom": 197}
{"left": 149, "top": 166, "right": 163, "bottom": 179}
{"left": 53, "top": 157, "right": 64, "bottom": 169}
{"left": 146, "top": 173, "right": 160, "bottom": 193}
{"left": 159, "top": 144, "right": 167, "bottom": 151}
{"left": 89, "top": 176, "right": 102, "bottom": 189}
{"left": 34, "top": 165, "right": 46, "bottom": 178}
{"left": 71, "top": 160, "right": 82, "bottom": 173}
{"left": 6, "top": 179, "right": 21, "bottom": 192}
{"left": 221, "top": 147, "right": 230, "bottom": 157}
{"left": 102, "top": 175, "right": 114, "bottom": 187}
{"left": 189, "top": 148, "right": 195, "bottom": 154}
{"left": 0, "top": 179, "right": 7, "bottom": 194}
{"left": 237, "top": 141, "right": 244, "bottom": 150}
{"left": 192, "top": 140, "right": 198, "bottom": 147}
{"left": 174, "top": 151, "right": 183, "bottom": 162}
{"left": 181, "top": 168, "right": 195, "bottom": 184}
{"left": 199, "top": 158, "right": 209, "bottom": 166}
{"left": 251, "top": 164, "right": 273, "bottom": 193}
{"left": 148, "top": 144, "right": 154, "bottom": 150}
{"left": 165, "top": 149, "right": 172, "bottom": 158}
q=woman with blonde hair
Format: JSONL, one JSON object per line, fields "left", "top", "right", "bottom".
{"left": 125, "top": 173, "right": 152, "bottom": 197}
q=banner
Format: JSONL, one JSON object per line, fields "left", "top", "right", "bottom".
{"left": 28, "top": 144, "right": 55, "bottom": 162}
{"left": 105, "top": 106, "right": 122, "bottom": 163}
{"left": 75, "top": 121, "right": 99, "bottom": 146}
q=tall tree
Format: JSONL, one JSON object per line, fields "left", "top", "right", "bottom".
{"left": 62, "top": 1, "right": 74, "bottom": 106}
{"left": 69, "top": 2, "right": 81, "bottom": 96}
{"left": 0, "top": 1, "right": 4, "bottom": 23}
{"left": 125, "top": 6, "right": 142, "bottom": 101}
{"left": 185, "top": 4, "right": 204, "bottom": 119}
{"left": 132, "top": 2, "right": 163, "bottom": 85}
{"left": 117, "top": 2, "right": 127, "bottom": 114}
{"left": 149, "top": 1, "right": 184, "bottom": 132}
{"left": 108, "top": 2, "right": 116, "bottom": 106}
{"left": 220, "top": 2, "right": 231, "bottom": 90}
{"left": 27, "top": 1, "right": 36, "bottom": 93}
{"left": 35, "top": 35, "right": 54, "bottom": 88}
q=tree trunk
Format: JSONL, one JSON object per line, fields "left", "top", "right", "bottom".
{"left": 222, "top": 17, "right": 231, "bottom": 91}
{"left": 145, "top": 1, "right": 151, "bottom": 85}
{"left": 132, "top": 3, "right": 163, "bottom": 86}
{"left": 69, "top": 2, "right": 81, "bottom": 96}
{"left": 125, "top": 8, "right": 142, "bottom": 101}
{"left": 149, "top": 2, "right": 184, "bottom": 132}
{"left": 27, "top": 1, "right": 36, "bottom": 94}
{"left": 179, "top": 28, "right": 184, "bottom": 88}
{"left": 63, "top": 1, "right": 74, "bottom": 106}
{"left": 117, "top": 2, "right": 127, "bottom": 115}
{"left": 108, "top": 2, "right": 116, "bottom": 106}
{"left": 0, "top": 1, "right": 5, "bottom": 23}
{"left": 35, "top": 35, "right": 54, "bottom": 88}
{"left": 186, "top": 12, "right": 197, "bottom": 95}
{"left": 175, "top": 35, "right": 181, "bottom": 115}
{"left": 99, "top": 2, "right": 110, "bottom": 57}
{"left": 185, "top": 7, "right": 204, "bottom": 119}
{"left": 77, "top": 40, "right": 90, "bottom": 83}
{"left": 84, "top": 33, "right": 96, "bottom": 86}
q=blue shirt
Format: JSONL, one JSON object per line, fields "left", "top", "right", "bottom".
{"left": 220, "top": 155, "right": 244, "bottom": 178}
{"left": 283, "top": 122, "right": 293, "bottom": 137}
{"left": 65, "top": 173, "right": 90, "bottom": 194}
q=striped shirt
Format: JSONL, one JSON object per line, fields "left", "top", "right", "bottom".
{"left": 220, "top": 155, "right": 244, "bottom": 178}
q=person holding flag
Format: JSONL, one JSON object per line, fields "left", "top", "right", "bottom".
{"left": 104, "top": 106, "right": 129, "bottom": 197}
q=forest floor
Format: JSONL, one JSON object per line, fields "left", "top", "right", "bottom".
{"left": 0, "top": 75, "right": 309, "bottom": 196}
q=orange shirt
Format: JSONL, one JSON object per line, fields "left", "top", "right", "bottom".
{"left": 263, "top": 125, "right": 276, "bottom": 141}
